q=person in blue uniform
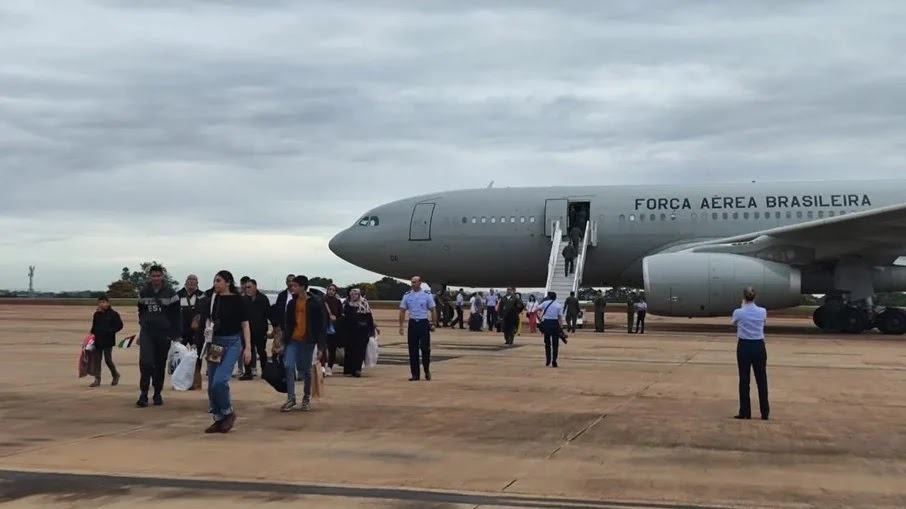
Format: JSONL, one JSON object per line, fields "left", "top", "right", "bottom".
{"left": 399, "top": 276, "right": 436, "bottom": 381}
{"left": 731, "top": 286, "right": 770, "bottom": 420}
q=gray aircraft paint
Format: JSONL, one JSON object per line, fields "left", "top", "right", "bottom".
{"left": 329, "top": 179, "right": 905, "bottom": 292}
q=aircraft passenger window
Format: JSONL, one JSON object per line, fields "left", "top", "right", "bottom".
{"left": 462, "top": 217, "right": 467, "bottom": 224}
{"left": 530, "top": 216, "right": 536, "bottom": 222}
{"left": 629, "top": 214, "right": 636, "bottom": 221}
{"left": 520, "top": 216, "right": 525, "bottom": 223}
{"left": 619, "top": 214, "right": 625, "bottom": 221}
{"left": 722, "top": 212, "right": 728, "bottom": 220}
{"left": 490, "top": 217, "right": 496, "bottom": 223}
{"left": 818, "top": 210, "right": 824, "bottom": 218}
{"left": 499, "top": 217, "right": 505, "bottom": 224}
{"left": 481, "top": 217, "right": 487, "bottom": 223}
{"left": 640, "top": 214, "right": 645, "bottom": 222}
{"left": 829, "top": 210, "right": 835, "bottom": 217}
{"left": 670, "top": 213, "right": 676, "bottom": 220}
{"left": 786, "top": 211, "right": 791, "bottom": 219}
{"left": 732, "top": 212, "right": 739, "bottom": 220}
{"left": 510, "top": 217, "right": 515, "bottom": 223}
{"left": 797, "top": 211, "right": 803, "bottom": 218}
{"left": 775, "top": 212, "right": 780, "bottom": 219}
{"left": 743, "top": 212, "right": 750, "bottom": 219}
{"left": 471, "top": 217, "right": 477, "bottom": 223}
{"left": 807, "top": 211, "right": 813, "bottom": 219}
{"left": 660, "top": 213, "right": 666, "bottom": 221}
{"left": 712, "top": 212, "right": 718, "bottom": 220}
{"left": 754, "top": 212, "right": 760, "bottom": 219}
{"left": 840, "top": 210, "right": 846, "bottom": 215}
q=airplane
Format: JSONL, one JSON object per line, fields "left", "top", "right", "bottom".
{"left": 328, "top": 179, "right": 906, "bottom": 335}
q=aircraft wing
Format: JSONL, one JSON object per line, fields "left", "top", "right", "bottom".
{"left": 678, "top": 202, "right": 906, "bottom": 265}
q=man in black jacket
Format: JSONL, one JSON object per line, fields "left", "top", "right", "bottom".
{"left": 177, "top": 275, "right": 204, "bottom": 349}
{"left": 241, "top": 278, "right": 271, "bottom": 380}
{"left": 89, "top": 295, "right": 124, "bottom": 387}
{"left": 269, "top": 273, "right": 295, "bottom": 340}
{"left": 136, "top": 265, "right": 181, "bottom": 407}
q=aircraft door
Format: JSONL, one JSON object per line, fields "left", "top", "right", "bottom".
{"left": 409, "top": 202, "right": 436, "bottom": 241}
{"left": 544, "top": 198, "right": 568, "bottom": 236}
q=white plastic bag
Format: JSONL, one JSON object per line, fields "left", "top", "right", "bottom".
{"left": 364, "top": 336, "right": 379, "bottom": 368}
{"left": 171, "top": 348, "right": 198, "bottom": 391}
{"left": 168, "top": 341, "right": 189, "bottom": 375}
{"left": 84, "top": 337, "right": 96, "bottom": 352}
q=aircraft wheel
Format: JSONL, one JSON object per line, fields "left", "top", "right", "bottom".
{"left": 812, "top": 306, "right": 838, "bottom": 332}
{"left": 837, "top": 307, "right": 869, "bottom": 334}
{"left": 876, "top": 308, "right": 906, "bottom": 335}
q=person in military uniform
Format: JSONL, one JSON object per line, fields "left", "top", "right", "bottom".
{"left": 399, "top": 276, "right": 436, "bottom": 381}
{"left": 439, "top": 285, "right": 452, "bottom": 327}
{"left": 626, "top": 293, "right": 636, "bottom": 333}
{"left": 562, "top": 243, "right": 577, "bottom": 277}
{"left": 498, "top": 287, "right": 524, "bottom": 345}
{"left": 593, "top": 290, "right": 606, "bottom": 332}
{"left": 564, "top": 291, "right": 580, "bottom": 333}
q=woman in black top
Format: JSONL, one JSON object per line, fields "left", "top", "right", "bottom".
{"left": 203, "top": 270, "right": 251, "bottom": 434}
{"left": 341, "top": 288, "right": 378, "bottom": 377}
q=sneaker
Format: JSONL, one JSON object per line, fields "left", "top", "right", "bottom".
{"left": 136, "top": 394, "right": 149, "bottom": 407}
{"left": 220, "top": 412, "right": 236, "bottom": 432}
{"left": 281, "top": 399, "right": 297, "bottom": 412}
{"left": 89, "top": 378, "right": 100, "bottom": 388}
{"left": 153, "top": 394, "right": 163, "bottom": 406}
{"left": 239, "top": 373, "right": 253, "bottom": 381}
{"left": 300, "top": 400, "right": 312, "bottom": 412}
{"left": 324, "top": 366, "right": 333, "bottom": 377}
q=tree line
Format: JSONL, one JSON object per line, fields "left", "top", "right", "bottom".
{"left": 5, "top": 259, "right": 906, "bottom": 307}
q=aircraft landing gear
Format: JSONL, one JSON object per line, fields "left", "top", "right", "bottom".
{"left": 876, "top": 308, "right": 906, "bottom": 335}
{"left": 812, "top": 295, "right": 871, "bottom": 334}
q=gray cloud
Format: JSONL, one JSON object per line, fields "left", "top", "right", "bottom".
{"left": 1, "top": 0, "right": 904, "bottom": 290}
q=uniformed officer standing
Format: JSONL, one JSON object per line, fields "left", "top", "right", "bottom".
{"left": 731, "top": 287, "right": 770, "bottom": 420}
{"left": 593, "top": 290, "right": 606, "bottom": 332}
{"left": 564, "top": 291, "right": 580, "bottom": 333}
{"left": 399, "top": 276, "right": 437, "bottom": 381}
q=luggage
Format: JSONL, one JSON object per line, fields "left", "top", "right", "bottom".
{"left": 365, "top": 336, "right": 379, "bottom": 368}
{"left": 263, "top": 354, "right": 287, "bottom": 393}
{"left": 469, "top": 313, "right": 482, "bottom": 331}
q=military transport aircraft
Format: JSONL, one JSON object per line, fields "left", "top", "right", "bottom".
{"left": 328, "top": 179, "right": 906, "bottom": 335}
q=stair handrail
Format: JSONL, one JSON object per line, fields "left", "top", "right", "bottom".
{"left": 544, "top": 220, "right": 563, "bottom": 295}
{"left": 572, "top": 220, "right": 593, "bottom": 296}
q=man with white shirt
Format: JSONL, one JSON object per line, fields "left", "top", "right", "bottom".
{"left": 451, "top": 289, "right": 466, "bottom": 329}
{"left": 731, "top": 286, "right": 770, "bottom": 421}
{"left": 485, "top": 289, "right": 499, "bottom": 332}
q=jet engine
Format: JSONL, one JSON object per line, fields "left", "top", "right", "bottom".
{"left": 642, "top": 252, "right": 802, "bottom": 317}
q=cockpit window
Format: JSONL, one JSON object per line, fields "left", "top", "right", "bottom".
{"left": 357, "top": 216, "right": 379, "bottom": 227}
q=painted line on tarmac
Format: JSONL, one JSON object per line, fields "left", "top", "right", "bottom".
{"left": 0, "top": 468, "right": 739, "bottom": 509}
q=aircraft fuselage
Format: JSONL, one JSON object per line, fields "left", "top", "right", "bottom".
{"left": 329, "top": 180, "right": 905, "bottom": 290}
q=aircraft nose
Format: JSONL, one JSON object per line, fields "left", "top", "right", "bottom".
{"left": 328, "top": 230, "right": 347, "bottom": 258}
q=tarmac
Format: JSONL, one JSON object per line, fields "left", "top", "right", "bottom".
{"left": 0, "top": 304, "right": 905, "bottom": 508}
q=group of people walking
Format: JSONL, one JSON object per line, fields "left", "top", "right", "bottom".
{"left": 85, "top": 268, "right": 770, "bottom": 430}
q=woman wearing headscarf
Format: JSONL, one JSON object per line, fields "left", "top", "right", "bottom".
{"left": 341, "top": 288, "right": 379, "bottom": 377}
{"left": 323, "top": 284, "right": 344, "bottom": 376}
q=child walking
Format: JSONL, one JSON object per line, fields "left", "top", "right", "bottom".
{"left": 89, "top": 295, "right": 124, "bottom": 387}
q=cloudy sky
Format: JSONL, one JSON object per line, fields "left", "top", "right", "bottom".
{"left": 1, "top": 1, "right": 904, "bottom": 291}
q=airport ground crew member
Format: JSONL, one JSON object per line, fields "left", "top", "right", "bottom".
{"left": 634, "top": 297, "right": 647, "bottom": 334}
{"left": 731, "top": 286, "right": 770, "bottom": 420}
{"left": 399, "top": 276, "right": 436, "bottom": 381}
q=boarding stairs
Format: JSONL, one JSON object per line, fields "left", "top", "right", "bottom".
{"left": 544, "top": 219, "right": 593, "bottom": 304}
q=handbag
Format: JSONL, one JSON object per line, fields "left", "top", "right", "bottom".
{"left": 202, "top": 295, "right": 225, "bottom": 363}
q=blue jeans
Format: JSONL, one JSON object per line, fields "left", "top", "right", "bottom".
{"left": 207, "top": 334, "right": 242, "bottom": 422}
{"left": 284, "top": 340, "right": 315, "bottom": 402}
